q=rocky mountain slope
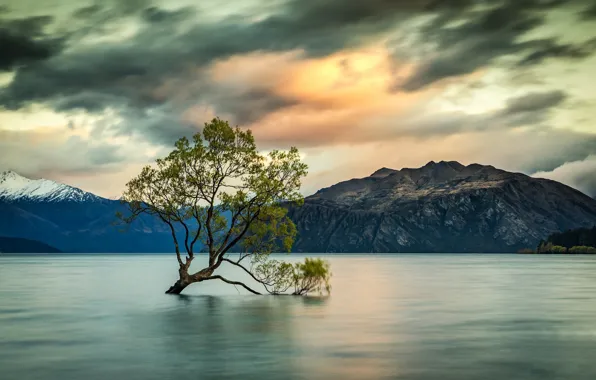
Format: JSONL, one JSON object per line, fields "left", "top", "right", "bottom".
{"left": 4, "top": 164, "right": 596, "bottom": 254}
{"left": 286, "top": 161, "right": 596, "bottom": 253}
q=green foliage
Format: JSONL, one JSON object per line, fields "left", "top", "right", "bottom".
{"left": 568, "top": 246, "right": 596, "bottom": 254}
{"left": 292, "top": 258, "right": 332, "bottom": 296}
{"left": 537, "top": 242, "right": 567, "bottom": 253}
{"left": 251, "top": 256, "right": 295, "bottom": 294}
{"left": 536, "top": 241, "right": 596, "bottom": 254}
{"left": 545, "top": 226, "right": 596, "bottom": 248}
{"left": 550, "top": 245, "right": 567, "bottom": 253}
{"left": 535, "top": 241, "right": 593, "bottom": 254}
{"left": 248, "top": 257, "right": 332, "bottom": 296}
{"left": 119, "top": 117, "right": 306, "bottom": 254}
{"left": 117, "top": 117, "right": 322, "bottom": 295}
{"left": 537, "top": 226, "right": 596, "bottom": 255}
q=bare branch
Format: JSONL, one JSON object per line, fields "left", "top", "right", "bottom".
{"left": 158, "top": 214, "right": 184, "bottom": 267}
{"left": 214, "top": 210, "right": 261, "bottom": 266}
{"left": 201, "top": 275, "right": 262, "bottom": 295}
{"left": 221, "top": 257, "right": 273, "bottom": 286}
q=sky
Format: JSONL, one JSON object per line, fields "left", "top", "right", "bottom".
{"left": 1, "top": 0, "right": 595, "bottom": 198}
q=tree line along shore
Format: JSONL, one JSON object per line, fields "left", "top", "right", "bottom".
{"left": 519, "top": 226, "right": 596, "bottom": 254}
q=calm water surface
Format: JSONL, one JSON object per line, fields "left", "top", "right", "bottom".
{"left": 1, "top": 254, "right": 596, "bottom": 380}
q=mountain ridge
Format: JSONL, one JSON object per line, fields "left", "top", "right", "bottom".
{"left": 3, "top": 162, "right": 596, "bottom": 253}
{"left": 0, "top": 171, "right": 178, "bottom": 253}
{"left": 0, "top": 170, "right": 104, "bottom": 203}
{"left": 286, "top": 161, "right": 596, "bottom": 253}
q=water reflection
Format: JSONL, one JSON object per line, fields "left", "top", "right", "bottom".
{"left": 124, "top": 296, "right": 317, "bottom": 380}
{"left": 1, "top": 255, "right": 596, "bottom": 380}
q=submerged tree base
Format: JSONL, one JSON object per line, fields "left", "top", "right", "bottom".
{"left": 165, "top": 281, "right": 189, "bottom": 294}
{"left": 164, "top": 257, "right": 331, "bottom": 296}
{"left": 164, "top": 273, "right": 265, "bottom": 295}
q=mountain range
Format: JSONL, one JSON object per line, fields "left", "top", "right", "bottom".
{"left": 286, "top": 161, "right": 596, "bottom": 253}
{"left": 0, "top": 170, "right": 175, "bottom": 253}
{"left": 2, "top": 162, "right": 596, "bottom": 253}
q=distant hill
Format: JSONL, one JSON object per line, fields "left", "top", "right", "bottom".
{"left": 0, "top": 236, "right": 61, "bottom": 253}
{"left": 286, "top": 161, "right": 596, "bottom": 253}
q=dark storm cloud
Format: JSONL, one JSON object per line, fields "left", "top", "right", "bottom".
{"left": 5, "top": 0, "right": 447, "bottom": 141}
{"left": 502, "top": 90, "right": 567, "bottom": 114}
{"left": 73, "top": 0, "right": 153, "bottom": 20}
{"left": 85, "top": 87, "right": 299, "bottom": 146}
{"left": 489, "top": 90, "right": 569, "bottom": 130}
{"left": 141, "top": 6, "right": 195, "bottom": 24}
{"left": 580, "top": 1, "right": 596, "bottom": 19}
{"left": 103, "top": 106, "right": 199, "bottom": 146}
{"left": 0, "top": 15, "right": 64, "bottom": 71}
{"left": 270, "top": 0, "right": 471, "bottom": 33}
{"left": 72, "top": 5, "right": 102, "bottom": 19}
{"left": 2, "top": 0, "right": 592, "bottom": 102}
{"left": 487, "top": 90, "right": 568, "bottom": 129}
{"left": 212, "top": 89, "right": 299, "bottom": 125}
{"left": 0, "top": 25, "right": 184, "bottom": 111}
{"left": 401, "top": 89, "right": 570, "bottom": 139}
{"left": 484, "top": 90, "right": 596, "bottom": 175}
{"left": 0, "top": 0, "right": 593, "bottom": 148}
{"left": 518, "top": 131, "right": 596, "bottom": 173}
{"left": 67, "top": 0, "right": 156, "bottom": 43}
{"left": 0, "top": 0, "right": 476, "bottom": 111}
{"left": 400, "top": 0, "right": 596, "bottom": 91}
{"left": 52, "top": 93, "right": 128, "bottom": 113}
{"left": 519, "top": 38, "right": 596, "bottom": 65}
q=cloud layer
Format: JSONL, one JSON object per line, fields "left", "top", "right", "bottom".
{"left": 0, "top": 0, "right": 595, "bottom": 196}
{"left": 534, "top": 156, "right": 596, "bottom": 197}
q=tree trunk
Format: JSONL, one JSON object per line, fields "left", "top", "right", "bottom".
{"left": 165, "top": 279, "right": 189, "bottom": 294}
{"left": 165, "top": 267, "right": 194, "bottom": 294}
{"left": 165, "top": 266, "right": 215, "bottom": 294}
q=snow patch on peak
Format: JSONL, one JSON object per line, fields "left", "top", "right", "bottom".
{"left": 0, "top": 171, "right": 103, "bottom": 203}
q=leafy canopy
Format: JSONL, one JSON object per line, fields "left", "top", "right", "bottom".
{"left": 118, "top": 118, "right": 329, "bottom": 295}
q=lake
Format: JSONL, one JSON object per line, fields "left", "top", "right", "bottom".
{"left": 1, "top": 254, "right": 596, "bottom": 380}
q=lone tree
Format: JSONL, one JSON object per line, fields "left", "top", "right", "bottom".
{"left": 119, "top": 118, "right": 330, "bottom": 295}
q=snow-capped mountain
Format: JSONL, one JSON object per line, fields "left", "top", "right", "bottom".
{"left": 0, "top": 170, "right": 104, "bottom": 203}
{"left": 0, "top": 170, "right": 179, "bottom": 252}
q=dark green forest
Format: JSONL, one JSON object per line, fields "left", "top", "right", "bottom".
{"left": 544, "top": 226, "right": 596, "bottom": 248}
{"left": 528, "top": 226, "right": 596, "bottom": 254}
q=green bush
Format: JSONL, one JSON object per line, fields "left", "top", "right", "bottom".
{"left": 550, "top": 245, "right": 568, "bottom": 253}
{"left": 569, "top": 246, "right": 596, "bottom": 254}
{"left": 292, "top": 258, "right": 332, "bottom": 295}
{"left": 536, "top": 242, "right": 568, "bottom": 253}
